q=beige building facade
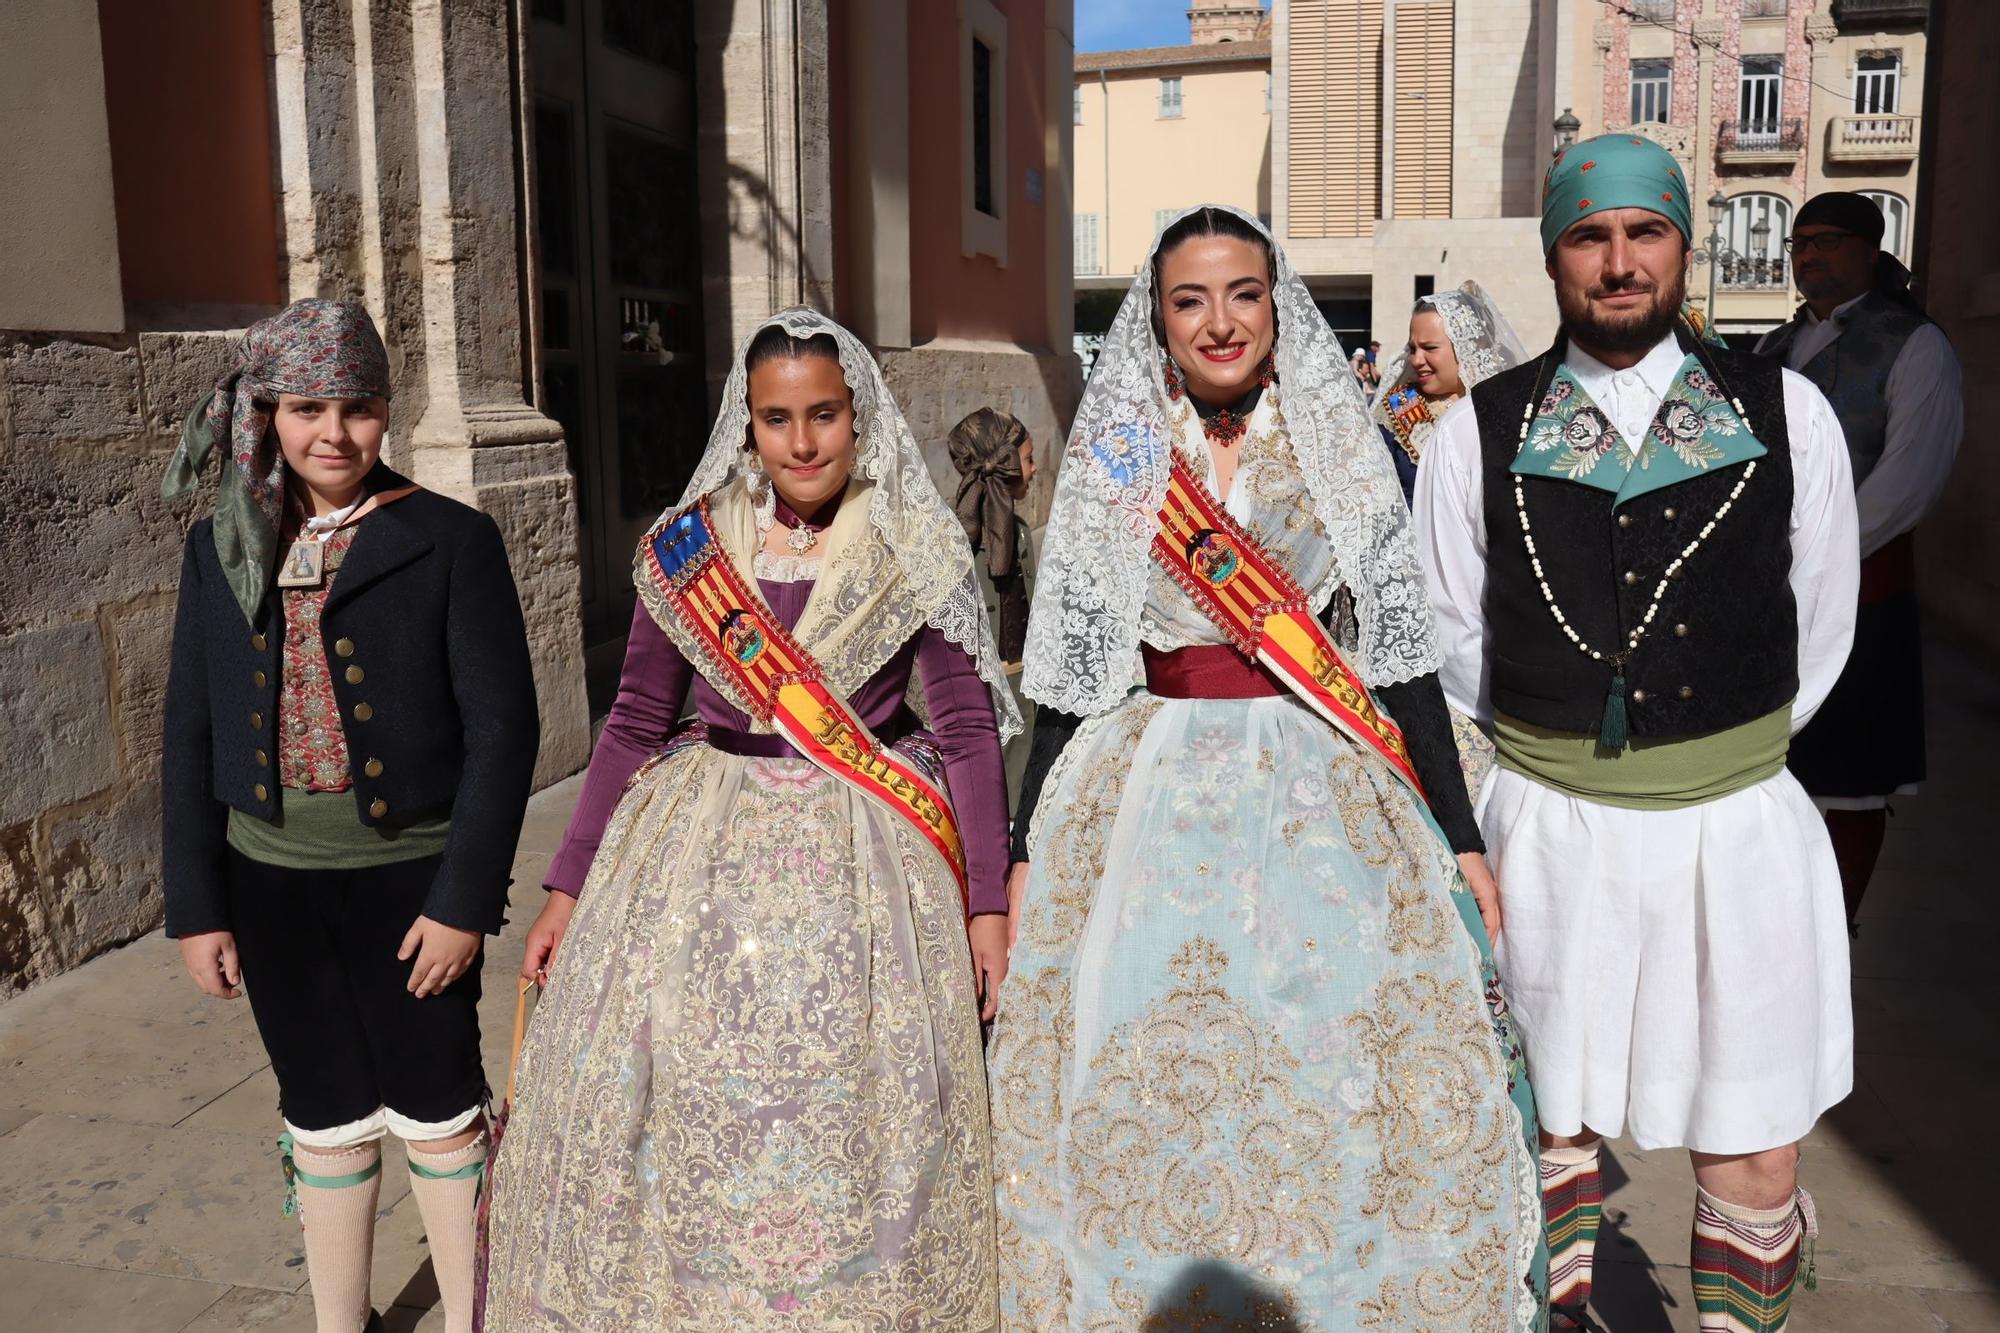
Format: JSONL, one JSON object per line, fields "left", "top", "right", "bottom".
{"left": 1274, "top": 0, "right": 1569, "bottom": 352}
{"left": 1561, "top": 0, "right": 1929, "bottom": 338}
{"left": 0, "top": 0, "right": 1077, "bottom": 996}
{"left": 1071, "top": 9, "right": 1274, "bottom": 289}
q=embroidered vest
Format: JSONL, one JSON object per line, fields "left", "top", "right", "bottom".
{"left": 1471, "top": 336, "right": 1797, "bottom": 739}
{"left": 1763, "top": 291, "right": 1931, "bottom": 486}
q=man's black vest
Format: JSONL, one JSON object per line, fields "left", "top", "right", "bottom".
{"left": 1468, "top": 332, "right": 1798, "bottom": 738}
{"left": 1760, "top": 290, "right": 1931, "bottom": 486}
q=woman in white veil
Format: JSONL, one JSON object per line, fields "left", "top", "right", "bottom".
{"left": 1373, "top": 281, "right": 1527, "bottom": 503}
{"left": 1372, "top": 282, "right": 1527, "bottom": 800}
{"left": 484, "top": 308, "right": 1019, "bottom": 1329}
{"left": 990, "top": 208, "right": 1543, "bottom": 1330}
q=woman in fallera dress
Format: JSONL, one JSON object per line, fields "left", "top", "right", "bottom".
{"left": 989, "top": 207, "right": 1545, "bottom": 1331}
{"left": 1373, "top": 282, "right": 1528, "bottom": 800}
{"left": 481, "top": 308, "right": 1020, "bottom": 1330}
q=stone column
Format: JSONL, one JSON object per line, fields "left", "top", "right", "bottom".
{"left": 841, "top": 0, "right": 913, "bottom": 351}
{"left": 695, "top": 0, "right": 836, "bottom": 395}
{"left": 267, "top": 0, "right": 589, "bottom": 786}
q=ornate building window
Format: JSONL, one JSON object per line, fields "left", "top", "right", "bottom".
{"left": 1855, "top": 53, "right": 1901, "bottom": 114}
{"left": 1074, "top": 213, "right": 1100, "bottom": 275}
{"left": 1862, "top": 191, "right": 1909, "bottom": 259}
{"left": 1718, "top": 192, "right": 1791, "bottom": 290}
{"left": 1737, "top": 57, "right": 1785, "bottom": 141}
{"left": 1159, "top": 76, "right": 1184, "bottom": 118}
{"left": 1631, "top": 60, "right": 1672, "bottom": 124}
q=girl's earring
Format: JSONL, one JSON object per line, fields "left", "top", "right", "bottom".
{"left": 1163, "top": 357, "right": 1185, "bottom": 402}
{"left": 746, "top": 452, "right": 776, "bottom": 532}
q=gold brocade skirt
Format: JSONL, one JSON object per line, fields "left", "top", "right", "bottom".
{"left": 482, "top": 740, "right": 998, "bottom": 1330}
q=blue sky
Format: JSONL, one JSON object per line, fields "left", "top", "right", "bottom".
{"left": 1079, "top": 0, "right": 1263, "bottom": 54}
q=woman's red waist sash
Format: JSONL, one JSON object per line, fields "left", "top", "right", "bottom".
{"left": 1141, "top": 644, "right": 1287, "bottom": 699}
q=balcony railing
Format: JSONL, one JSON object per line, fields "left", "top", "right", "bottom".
{"left": 1827, "top": 113, "right": 1919, "bottom": 162}
{"left": 1831, "top": 0, "right": 1928, "bottom": 27}
{"left": 1717, "top": 116, "right": 1806, "bottom": 163}
{"left": 1629, "top": 0, "right": 1675, "bottom": 20}
{"left": 1741, "top": 0, "right": 1787, "bottom": 18}
{"left": 1717, "top": 255, "right": 1790, "bottom": 292}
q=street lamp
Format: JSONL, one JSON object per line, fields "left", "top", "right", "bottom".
{"left": 1699, "top": 191, "right": 1740, "bottom": 322}
{"left": 1749, "top": 215, "right": 1773, "bottom": 287}
{"left": 1553, "top": 107, "right": 1581, "bottom": 155}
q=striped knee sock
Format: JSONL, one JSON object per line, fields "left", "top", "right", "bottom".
{"left": 1691, "top": 1185, "right": 1818, "bottom": 1332}
{"left": 1541, "top": 1143, "right": 1603, "bottom": 1313}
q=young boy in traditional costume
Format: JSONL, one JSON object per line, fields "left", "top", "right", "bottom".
{"left": 162, "top": 298, "right": 541, "bottom": 1333}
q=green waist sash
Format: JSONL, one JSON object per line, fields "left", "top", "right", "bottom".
{"left": 228, "top": 788, "right": 450, "bottom": 870}
{"left": 1493, "top": 704, "right": 1793, "bottom": 811}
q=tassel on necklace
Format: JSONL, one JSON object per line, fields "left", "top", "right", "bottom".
{"left": 1599, "top": 669, "right": 1629, "bottom": 752}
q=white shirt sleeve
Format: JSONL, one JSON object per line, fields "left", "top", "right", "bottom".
{"left": 1781, "top": 370, "right": 1861, "bottom": 730}
{"left": 1854, "top": 322, "right": 1964, "bottom": 557}
{"left": 1412, "top": 398, "right": 1492, "bottom": 723}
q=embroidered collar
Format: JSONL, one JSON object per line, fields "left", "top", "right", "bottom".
{"left": 1512, "top": 353, "right": 1766, "bottom": 502}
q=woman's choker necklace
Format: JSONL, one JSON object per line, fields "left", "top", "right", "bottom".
{"left": 1166, "top": 354, "right": 1274, "bottom": 447}
{"left": 773, "top": 492, "right": 839, "bottom": 554}
{"left": 1189, "top": 380, "right": 1265, "bottom": 447}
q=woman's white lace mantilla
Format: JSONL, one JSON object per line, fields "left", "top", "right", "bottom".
{"left": 1022, "top": 205, "right": 1442, "bottom": 716}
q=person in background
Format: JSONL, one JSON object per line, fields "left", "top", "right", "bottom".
{"left": 1415, "top": 134, "right": 1858, "bottom": 1333}
{"left": 161, "top": 299, "right": 540, "bottom": 1333}
{"left": 947, "top": 406, "right": 1037, "bottom": 665}
{"left": 1757, "top": 191, "right": 1964, "bottom": 932}
{"left": 1373, "top": 283, "right": 1528, "bottom": 503}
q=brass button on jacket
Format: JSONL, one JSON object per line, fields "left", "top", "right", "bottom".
{"left": 353, "top": 702, "right": 375, "bottom": 722}
{"left": 254, "top": 783, "right": 269, "bottom": 802}
{"left": 1617, "top": 513, "right": 1633, "bottom": 529}
{"left": 1632, "top": 689, "right": 1648, "bottom": 704}
{"left": 369, "top": 798, "right": 389, "bottom": 819}
{"left": 253, "top": 670, "right": 267, "bottom": 688}
{"left": 255, "top": 749, "right": 269, "bottom": 768}
{"left": 345, "top": 665, "right": 365, "bottom": 685}
{"left": 251, "top": 632, "right": 267, "bottom": 652}
{"left": 363, "top": 757, "right": 384, "bottom": 779}
{"left": 1663, "top": 507, "right": 1678, "bottom": 521}
{"left": 1622, "top": 571, "right": 1638, "bottom": 586}
{"left": 250, "top": 710, "right": 263, "bottom": 730}
{"left": 334, "top": 638, "right": 356, "bottom": 658}
{"left": 1674, "top": 623, "right": 1689, "bottom": 638}
{"left": 1679, "top": 685, "right": 1695, "bottom": 700}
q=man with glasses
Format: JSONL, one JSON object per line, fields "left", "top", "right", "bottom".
{"left": 1758, "top": 192, "right": 1963, "bottom": 933}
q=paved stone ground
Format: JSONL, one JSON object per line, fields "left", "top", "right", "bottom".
{"left": 1, "top": 642, "right": 1996, "bottom": 1330}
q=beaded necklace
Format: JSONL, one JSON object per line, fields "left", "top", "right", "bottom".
{"left": 1511, "top": 344, "right": 1758, "bottom": 749}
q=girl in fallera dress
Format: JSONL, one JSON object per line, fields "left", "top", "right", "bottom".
{"left": 481, "top": 308, "right": 1020, "bottom": 1330}
{"left": 990, "top": 207, "right": 1545, "bottom": 1331}
{"left": 161, "top": 299, "right": 541, "bottom": 1333}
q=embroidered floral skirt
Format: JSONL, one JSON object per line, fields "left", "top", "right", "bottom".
{"left": 990, "top": 693, "right": 1544, "bottom": 1332}
{"left": 483, "top": 738, "right": 997, "bottom": 1330}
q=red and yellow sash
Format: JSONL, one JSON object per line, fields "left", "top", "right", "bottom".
{"left": 1152, "top": 455, "right": 1427, "bottom": 800}
{"left": 645, "top": 502, "right": 969, "bottom": 902}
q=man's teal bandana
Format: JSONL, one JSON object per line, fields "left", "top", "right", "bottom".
{"left": 1540, "top": 133, "right": 1693, "bottom": 254}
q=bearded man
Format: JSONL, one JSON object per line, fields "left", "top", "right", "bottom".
{"left": 1412, "top": 135, "right": 1859, "bottom": 1333}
